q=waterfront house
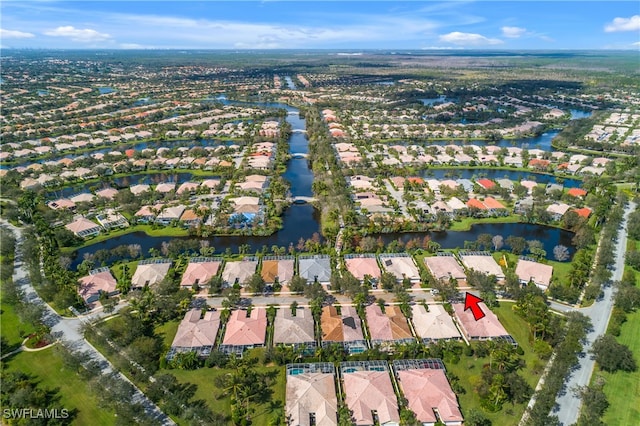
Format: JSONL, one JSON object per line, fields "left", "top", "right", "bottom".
{"left": 424, "top": 255, "right": 466, "bottom": 283}
{"left": 131, "top": 259, "right": 171, "bottom": 288}
{"left": 459, "top": 253, "right": 505, "bottom": 280}
{"left": 221, "top": 258, "right": 258, "bottom": 287}
{"left": 260, "top": 256, "right": 295, "bottom": 286}
{"left": 344, "top": 254, "right": 381, "bottom": 282}
{"left": 65, "top": 217, "right": 101, "bottom": 238}
{"left": 77, "top": 268, "right": 118, "bottom": 304}
{"left": 515, "top": 259, "right": 553, "bottom": 290}
{"left": 180, "top": 257, "right": 222, "bottom": 288}
{"left": 299, "top": 255, "right": 332, "bottom": 284}
{"left": 378, "top": 253, "right": 421, "bottom": 283}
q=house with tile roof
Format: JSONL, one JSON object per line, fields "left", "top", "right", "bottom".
{"left": 321, "top": 306, "right": 367, "bottom": 355}
{"left": 515, "top": 259, "right": 553, "bottom": 290}
{"left": 411, "top": 305, "right": 461, "bottom": 342}
{"left": 452, "top": 302, "right": 512, "bottom": 342}
{"left": 220, "top": 308, "right": 267, "bottom": 354}
{"left": 131, "top": 259, "right": 171, "bottom": 288}
{"left": 169, "top": 309, "right": 220, "bottom": 358}
{"left": 273, "top": 307, "right": 316, "bottom": 350}
{"left": 392, "top": 359, "right": 463, "bottom": 426}
{"left": 180, "top": 258, "right": 222, "bottom": 288}
{"left": 365, "top": 305, "right": 414, "bottom": 348}
{"left": 77, "top": 268, "right": 118, "bottom": 304}
{"left": 424, "top": 255, "right": 466, "bottom": 283}
{"left": 65, "top": 217, "right": 102, "bottom": 238}
{"left": 286, "top": 364, "right": 338, "bottom": 426}
{"left": 378, "top": 254, "right": 420, "bottom": 283}
{"left": 221, "top": 258, "right": 258, "bottom": 286}
{"left": 299, "top": 255, "right": 332, "bottom": 284}
{"left": 344, "top": 255, "right": 381, "bottom": 282}
{"left": 341, "top": 362, "right": 400, "bottom": 426}
{"left": 261, "top": 256, "right": 295, "bottom": 286}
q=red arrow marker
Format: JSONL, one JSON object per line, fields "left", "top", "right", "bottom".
{"left": 464, "top": 292, "right": 486, "bottom": 321}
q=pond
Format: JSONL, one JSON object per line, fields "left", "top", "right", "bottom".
{"left": 419, "top": 168, "right": 581, "bottom": 188}
{"left": 69, "top": 221, "right": 574, "bottom": 269}
{"left": 420, "top": 96, "right": 454, "bottom": 106}
{"left": 376, "top": 223, "right": 575, "bottom": 259}
{"left": 569, "top": 109, "right": 592, "bottom": 120}
{"left": 414, "top": 131, "right": 560, "bottom": 150}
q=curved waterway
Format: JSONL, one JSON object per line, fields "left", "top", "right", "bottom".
{"left": 68, "top": 93, "right": 577, "bottom": 268}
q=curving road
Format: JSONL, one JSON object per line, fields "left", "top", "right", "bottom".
{"left": 1, "top": 220, "right": 175, "bottom": 426}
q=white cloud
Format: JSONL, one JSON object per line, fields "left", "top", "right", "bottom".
{"left": 633, "top": 41, "right": 640, "bottom": 47}
{"left": 604, "top": 15, "right": 640, "bottom": 32}
{"left": 1, "top": 28, "right": 35, "bottom": 39}
{"left": 439, "top": 32, "right": 503, "bottom": 46}
{"left": 44, "top": 26, "right": 111, "bottom": 42}
{"left": 501, "top": 26, "right": 526, "bottom": 38}
{"left": 119, "top": 43, "right": 149, "bottom": 49}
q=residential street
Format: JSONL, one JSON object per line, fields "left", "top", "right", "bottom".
{"left": 1, "top": 220, "right": 175, "bottom": 426}
{"left": 552, "top": 201, "right": 636, "bottom": 425}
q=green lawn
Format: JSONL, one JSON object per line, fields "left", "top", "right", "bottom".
{"left": 2, "top": 347, "right": 115, "bottom": 425}
{"left": 159, "top": 348, "right": 286, "bottom": 425}
{"left": 600, "top": 308, "right": 640, "bottom": 426}
{"left": 445, "top": 302, "right": 543, "bottom": 426}
{"left": 1, "top": 302, "right": 34, "bottom": 351}
{"left": 548, "top": 260, "right": 572, "bottom": 285}
{"left": 600, "top": 261, "right": 640, "bottom": 426}
{"left": 449, "top": 215, "right": 521, "bottom": 232}
{"left": 155, "top": 319, "right": 180, "bottom": 350}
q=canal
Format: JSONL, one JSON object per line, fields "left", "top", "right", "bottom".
{"left": 65, "top": 92, "right": 578, "bottom": 268}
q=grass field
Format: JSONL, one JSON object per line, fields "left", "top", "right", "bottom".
{"left": 449, "top": 215, "right": 521, "bottom": 232}
{"left": 1, "top": 302, "right": 34, "bottom": 351}
{"left": 600, "top": 261, "right": 640, "bottom": 425}
{"left": 445, "top": 302, "right": 543, "bottom": 426}
{"left": 158, "top": 348, "right": 286, "bottom": 425}
{"left": 2, "top": 347, "right": 115, "bottom": 425}
{"left": 599, "top": 309, "right": 640, "bottom": 425}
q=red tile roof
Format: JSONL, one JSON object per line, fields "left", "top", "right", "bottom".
{"left": 482, "top": 197, "right": 506, "bottom": 210}
{"left": 476, "top": 178, "right": 495, "bottom": 189}
{"left": 567, "top": 188, "right": 587, "bottom": 197}
{"left": 466, "top": 198, "right": 487, "bottom": 210}
{"left": 573, "top": 207, "right": 592, "bottom": 218}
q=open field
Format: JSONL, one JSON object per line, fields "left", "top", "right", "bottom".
{"left": 600, "top": 307, "right": 640, "bottom": 425}
{"left": 0, "top": 302, "right": 34, "bottom": 351}
{"left": 449, "top": 215, "right": 522, "bottom": 231}
{"left": 158, "top": 348, "right": 286, "bottom": 425}
{"left": 2, "top": 347, "right": 116, "bottom": 425}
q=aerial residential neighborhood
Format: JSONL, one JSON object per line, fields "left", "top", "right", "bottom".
{"left": 1, "top": 1, "right": 639, "bottom": 426}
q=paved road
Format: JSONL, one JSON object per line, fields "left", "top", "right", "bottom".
{"left": 384, "top": 179, "right": 411, "bottom": 219}
{"left": 552, "top": 201, "right": 636, "bottom": 425}
{"left": 1, "top": 220, "right": 175, "bottom": 426}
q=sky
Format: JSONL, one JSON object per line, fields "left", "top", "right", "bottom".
{"left": 1, "top": 1, "right": 639, "bottom": 50}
